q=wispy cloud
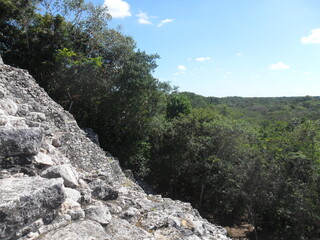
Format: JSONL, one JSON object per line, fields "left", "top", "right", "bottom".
{"left": 301, "top": 28, "right": 320, "bottom": 44}
{"left": 157, "top": 19, "right": 174, "bottom": 27}
{"left": 137, "top": 12, "right": 152, "bottom": 24}
{"left": 104, "top": 0, "right": 131, "bottom": 18}
{"left": 177, "top": 65, "right": 187, "bottom": 71}
{"left": 195, "top": 57, "right": 211, "bottom": 62}
{"left": 236, "top": 52, "right": 243, "bottom": 56}
{"left": 269, "top": 62, "right": 291, "bottom": 70}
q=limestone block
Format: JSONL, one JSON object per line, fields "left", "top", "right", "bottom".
{"left": 60, "top": 198, "right": 84, "bottom": 220}
{"left": 33, "top": 152, "right": 55, "bottom": 166}
{"left": 0, "top": 177, "right": 65, "bottom": 239}
{"left": 85, "top": 204, "right": 112, "bottom": 226}
{"left": 26, "top": 112, "right": 46, "bottom": 122}
{"left": 0, "top": 127, "right": 43, "bottom": 158}
{"left": 41, "top": 164, "right": 79, "bottom": 188}
{"left": 64, "top": 187, "right": 81, "bottom": 202}
{"left": 105, "top": 217, "right": 154, "bottom": 240}
{"left": 38, "top": 220, "right": 108, "bottom": 240}
{"left": 89, "top": 179, "right": 119, "bottom": 201}
{"left": 0, "top": 99, "right": 18, "bottom": 115}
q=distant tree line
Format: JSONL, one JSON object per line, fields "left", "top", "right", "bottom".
{"left": 1, "top": 1, "right": 320, "bottom": 239}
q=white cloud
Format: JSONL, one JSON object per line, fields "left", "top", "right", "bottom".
{"left": 157, "top": 19, "right": 174, "bottom": 27}
{"left": 195, "top": 57, "right": 211, "bottom": 62}
{"left": 301, "top": 28, "right": 320, "bottom": 44}
{"left": 236, "top": 52, "right": 243, "bottom": 56}
{"left": 137, "top": 12, "right": 152, "bottom": 24}
{"left": 269, "top": 62, "right": 291, "bottom": 70}
{"left": 104, "top": 0, "right": 131, "bottom": 18}
{"left": 177, "top": 65, "right": 187, "bottom": 71}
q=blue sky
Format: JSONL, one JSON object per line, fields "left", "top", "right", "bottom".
{"left": 97, "top": 0, "right": 320, "bottom": 97}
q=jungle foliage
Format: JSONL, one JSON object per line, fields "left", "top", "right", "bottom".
{"left": 1, "top": 1, "right": 320, "bottom": 239}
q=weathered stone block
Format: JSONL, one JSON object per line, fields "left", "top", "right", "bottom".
{"left": 0, "top": 176, "right": 66, "bottom": 239}
{"left": 41, "top": 164, "right": 79, "bottom": 188}
{"left": 85, "top": 204, "right": 112, "bottom": 226}
{"left": 0, "top": 127, "right": 43, "bottom": 158}
{"left": 0, "top": 99, "right": 18, "bottom": 115}
{"left": 37, "top": 220, "right": 108, "bottom": 240}
{"left": 89, "top": 179, "right": 119, "bottom": 201}
{"left": 64, "top": 187, "right": 81, "bottom": 202}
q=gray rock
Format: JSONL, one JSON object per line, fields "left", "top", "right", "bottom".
{"left": 0, "top": 87, "right": 5, "bottom": 99}
{"left": 26, "top": 112, "right": 46, "bottom": 122}
{"left": 0, "top": 176, "right": 65, "bottom": 239}
{"left": 41, "top": 164, "right": 79, "bottom": 188}
{"left": 105, "top": 217, "right": 154, "bottom": 240}
{"left": 78, "top": 179, "right": 92, "bottom": 204}
{"left": 141, "top": 210, "right": 170, "bottom": 231}
{"left": 35, "top": 214, "right": 71, "bottom": 238}
{"left": 38, "top": 220, "right": 108, "bottom": 240}
{"left": 83, "top": 128, "right": 100, "bottom": 146}
{"left": 64, "top": 187, "right": 81, "bottom": 202}
{"left": 89, "top": 179, "right": 119, "bottom": 200}
{"left": 85, "top": 204, "right": 112, "bottom": 226}
{"left": 17, "top": 104, "right": 29, "bottom": 116}
{"left": 0, "top": 99, "right": 18, "bottom": 115}
{"left": 15, "top": 218, "right": 44, "bottom": 239}
{"left": 0, "top": 127, "right": 43, "bottom": 158}
{"left": 51, "top": 138, "right": 61, "bottom": 147}
{"left": 0, "top": 55, "right": 3, "bottom": 64}
{"left": 0, "top": 116, "right": 7, "bottom": 125}
{"left": 60, "top": 198, "right": 85, "bottom": 220}
{"left": 5, "top": 116, "right": 27, "bottom": 127}
{"left": 154, "top": 227, "right": 184, "bottom": 240}
{"left": 123, "top": 207, "right": 140, "bottom": 219}
{"left": 33, "top": 152, "right": 55, "bottom": 166}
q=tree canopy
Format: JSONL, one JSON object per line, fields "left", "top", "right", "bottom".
{"left": 1, "top": 1, "right": 320, "bottom": 239}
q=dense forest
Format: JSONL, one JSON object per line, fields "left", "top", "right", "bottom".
{"left": 1, "top": 0, "right": 320, "bottom": 239}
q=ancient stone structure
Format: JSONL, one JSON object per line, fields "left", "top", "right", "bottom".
{"left": 0, "top": 61, "right": 230, "bottom": 239}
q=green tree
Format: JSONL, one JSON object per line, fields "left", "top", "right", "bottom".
{"left": 166, "top": 94, "right": 192, "bottom": 119}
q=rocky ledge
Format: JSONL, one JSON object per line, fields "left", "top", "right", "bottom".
{"left": 0, "top": 60, "right": 230, "bottom": 239}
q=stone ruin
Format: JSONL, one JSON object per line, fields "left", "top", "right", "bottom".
{"left": 0, "top": 59, "right": 230, "bottom": 240}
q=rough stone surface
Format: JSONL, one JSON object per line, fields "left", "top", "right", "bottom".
{"left": 60, "top": 198, "right": 85, "bottom": 220}
{"left": 83, "top": 128, "right": 100, "bottom": 146}
{"left": 41, "top": 164, "right": 79, "bottom": 188}
{"left": 89, "top": 179, "right": 119, "bottom": 200}
{"left": 38, "top": 220, "right": 108, "bottom": 240}
{"left": 64, "top": 187, "right": 81, "bottom": 202}
{"left": 105, "top": 217, "right": 154, "bottom": 240}
{"left": 0, "top": 176, "right": 65, "bottom": 239}
{"left": 0, "top": 127, "right": 43, "bottom": 158}
{"left": 85, "top": 204, "right": 112, "bottom": 226}
{"left": 0, "top": 62, "right": 231, "bottom": 239}
{"left": 0, "top": 99, "right": 18, "bottom": 115}
{"left": 33, "top": 152, "right": 55, "bottom": 166}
